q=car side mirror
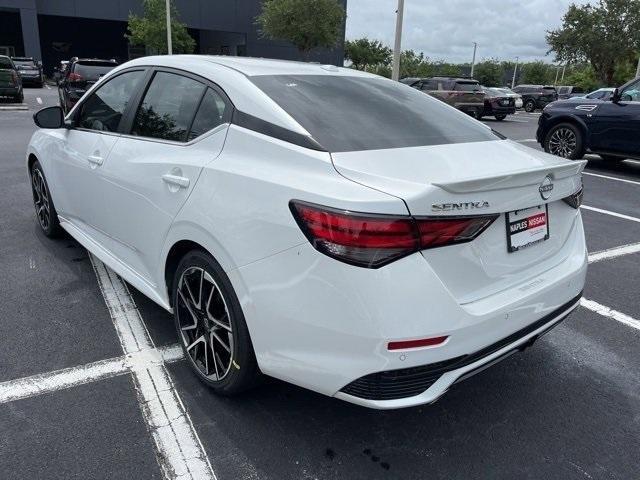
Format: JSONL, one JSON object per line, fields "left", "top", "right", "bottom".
{"left": 612, "top": 88, "right": 621, "bottom": 103}
{"left": 33, "top": 106, "right": 64, "bottom": 129}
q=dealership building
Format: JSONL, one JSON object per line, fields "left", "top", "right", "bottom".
{"left": 0, "top": 0, "right": 346, "bottom": 74}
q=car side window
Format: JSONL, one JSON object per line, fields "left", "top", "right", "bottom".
{"left": 187, "top": 88, "right": 229, "bottom": 141}
{"left": 131, "top": 71, "right": 206, "bottom": 142}
{"left": 620, "top": 79, "right": 640, "bottom": 102}
{"left": 77, "top": 70, "right": 145, "bottom": 132}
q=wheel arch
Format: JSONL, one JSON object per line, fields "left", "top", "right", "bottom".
{"left": 542, "top": 115, "right": 590, "bottom": 149}
{"left": 160, "top": 222, "right": 239, "bottom": 309}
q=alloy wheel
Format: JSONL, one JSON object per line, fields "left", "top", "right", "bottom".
{"left": 31, "top": 168, "right": 51, "bottom": 231}
{"left": 548, "top": 127, "right": 577, "bottom": 158}
{"left": 176, "top": 266, "right": 234, "bottom": 381}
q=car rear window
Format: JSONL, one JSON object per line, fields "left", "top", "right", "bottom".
{"left": 249, "top": 75, "right": 500, "bottom": 152}
{"left": 543, "top": 87, "right": 557, "bottom": 93}
{"left": 0, "top": 57, "right": 13, "bottom": 69}
{"left": 455, "top": 81, "right": 480, "bottom": 92}
{"left": 13, "top": 59, "right": 35, "bottom": 67}
{"left": 73, "top": 62, "right": 116, "bottom": 81}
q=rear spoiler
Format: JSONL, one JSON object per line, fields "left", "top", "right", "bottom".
{"left": 433, "top": 161, "right": 586, "bottom": 193}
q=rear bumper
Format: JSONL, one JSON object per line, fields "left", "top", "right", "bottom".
{"left": 233, "top": 212, "right": 588, "bottom": 409}
{"left": 484, "top": 104, "right": 516, "bottom": 115}
{"left": 20, "top": 75, "right": 42, "bottom": 85}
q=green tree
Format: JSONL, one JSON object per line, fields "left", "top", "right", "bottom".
{"left": 256, "top": 0, "right": 346, "bottom": 59}
{"left": 345, "top": 38, "right": 391, "bottom": 70}
{"left": 126, "top": 0, "right": 195, "bottom": 54}
{"left": 546, "top": 0, "right": 640, "bottom": 85}
{"left": 521, "top": 61, "right": 552, "bottom": 84}
{"left": 563, "top": 65, "right": 600, "bottom": 92}
{"left": 473, "top": 59, "right": 502, "bottom": 86}
{"left": 400, "top": 50, "right": 432, "bottom": 78}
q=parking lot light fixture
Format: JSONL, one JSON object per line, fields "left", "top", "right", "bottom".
{"left": 470, "top": 42, "right": 477, "bottom": 78}
{"left": 512, "top": 56, "right": 519, "bottom": 89}
{"left": 166, "top": 0, "right": 173, "bottom": 55}
{"left": 391, "top": 0, "right": 405, "bottom": 81}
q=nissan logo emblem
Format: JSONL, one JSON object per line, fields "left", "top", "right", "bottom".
{"left": 539, "top": 175, "right": 554, "bottom": 200}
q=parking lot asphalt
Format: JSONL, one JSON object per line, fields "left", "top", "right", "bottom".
{"left": 1, "top": 89, "right": 639, "bottom": 480}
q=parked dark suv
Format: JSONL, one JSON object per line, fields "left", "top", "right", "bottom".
{"left": 537, "top": 77, "right": 640, "bottom": 162}
{"left": 401, "top": 76, "right": 485, "bottom": 118}
{"left": 512, "top": 85, "right": 558, "bottom": 112}
{"left": 11, "top": 56, "right": 43, "bottom": 87}
{"left": 0, "top": 55, "right": 23, "bottom": 103}
{"left": 58, "top": 57, "right": 118, "bottom": 113}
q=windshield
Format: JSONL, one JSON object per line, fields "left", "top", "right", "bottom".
{"left": 73, "top": 62, "right": 116, "bottom": 81}
{"left": 13, "top": 59, "right": 36, "bottom": 67}
{"left": 0, "top": 57, "right": 13, "bottom": 69}
{"left": 250, "top": 75, "right": 500, "bottom": 152}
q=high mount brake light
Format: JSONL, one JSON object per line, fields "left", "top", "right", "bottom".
{"left": 290, "top": 200, "right": 498, "bottom": 268}
{"left": 68, "top": 72, "right": 83, "bottom": 81}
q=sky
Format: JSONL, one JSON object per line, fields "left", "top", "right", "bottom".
{"left": 345, "top": 0, "right": 591, "bottom": 64}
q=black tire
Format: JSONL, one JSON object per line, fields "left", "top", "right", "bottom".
{"left": 467, "top": 108, "right": 481, "bottom": 119}
{"left": 30, "top": 160, "right": 62, "bottom": 237}
{"left": 544, "top": 122, "right": 585, "bottom": 160}
{"left": 600, "top": 154, "right": 625, "bottom": 163}
{"left": 524, "top": 99, "right": 536, "bottom": 113}
{"left": 495, "top": 114, "right": 507, "bottom": 121}
{"left": 172, "top": 249, "right": 259, "bottom": 395}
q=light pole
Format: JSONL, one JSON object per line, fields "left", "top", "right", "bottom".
{"left": 561, "top": 63, "right": 566, "bottom": 83}
{"left": 470, "top": 42, "right": 477, "bottom": 78}
{"left": 554, "top": 65, "right": 560, "bottom": 85}
{"left": 165, "top": 0, "right": 173, "bottom": 55}
{"left": 511, "top": 56, "right": 519, "bottom": 89}
{"left": 391, "top": 0, "right": 405, "bottom": 81}
{"left": 636, "top": 56, "right": 640, "bottom": 79}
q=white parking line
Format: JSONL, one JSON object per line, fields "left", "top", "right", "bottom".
{"left": 0, "top": 345, "right": 182, "bottom": 405}
{"left": 517, "top": 138, "right": 538, "bottom": 142}
{"left": 36, "top": 97, "right": 42, "bottom": 105}
{"left": 588, "top": 242, "right": 640, "bottom": 264}
{"left": 581, "top": 205, "right": 640, "bottom": 224}
{"left": 45, "top": 84, "right": 51, "bottom": 90}
{"left": 90, "top": 256, "right": 215, "bottom": 480}
{"left": 581, "top": 299, "right": 640, "bottom": 331}
{"left": 583, "top": 172, "right": 640, "bottom": 186}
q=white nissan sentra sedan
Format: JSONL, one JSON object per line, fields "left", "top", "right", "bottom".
{"left": 27, "top": 56, "right": 587, "bottom": 409}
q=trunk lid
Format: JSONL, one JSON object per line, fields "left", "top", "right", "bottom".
{"left": 331, "top": 139, "right": 586, "bottom": 303}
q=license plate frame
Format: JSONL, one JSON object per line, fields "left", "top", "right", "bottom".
{"left": 506, "top": 204, "right": 549, "bottom": 253}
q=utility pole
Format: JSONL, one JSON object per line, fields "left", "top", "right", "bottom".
{"left": 554, "top": 66, "right": 560, "bottom": 85}
{"left": 165, "top": 0, "right": 173, "bottom": 55}
{"left": 511, "top": 56, "right": 519, "bottom": 89}
{"left": 391, "top": 0, "right": 405, "bottom": 81}
{"left": 470, "top": 42, "right": 477, "bottom": 78}
{"left": 561, "top": 63, "right": 566, "bottom": 82}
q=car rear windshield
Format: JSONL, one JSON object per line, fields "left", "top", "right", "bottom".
{"left": 13, "top": 59, "right": 35, "bottom": 67}
{"left": 73, "top": 62, "right": 116, "bottom": 80}
{"left": 0, "top": 57, "right": 13, "bottom": 69}
{"left": 249, "top": 75, "right": 499, "bottom": 152}
{"left": 455, "top": 81, "right": 480, "bottom": 91}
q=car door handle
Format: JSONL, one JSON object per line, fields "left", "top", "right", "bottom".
{"left": 162, "top": 174, "right": 190, "bottom": 189}
{"left": 87, "top": 155, "right": 104, "bottom": 166}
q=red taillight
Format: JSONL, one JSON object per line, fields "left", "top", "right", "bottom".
{"left": 68, "top": 72, "right": 83, "bottom": 81}
{"left": 11, "top": 70, "right": 18, "bottom": 85}
{"left": 388, "top": 336, "right": 449, "bottom": 351}
{"left": 290, "top": 200, "right": 498, "bottom": 268}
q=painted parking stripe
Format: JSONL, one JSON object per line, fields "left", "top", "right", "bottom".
{"left": 90, "top": 256, "right": 215, "bottom": 480}
{"left": 581, "top": 205, "right": 640, "bottom": 224}
{"left": 517, "top": 138, "right": 538, "bottom": 142}
{"left": 583, "top": 172, "right": 640, "bottom": 186}
{"left": 0, "top": 345, "right": 182, "bottom": 405}
{"left": 36, "top": 97, "right": 42, "bottom": 105}
{"left": 581, "top": 298, "right": 640, "bottom": 331}
{"left": 588, "top": 242, "right": 640, "bottom": 264}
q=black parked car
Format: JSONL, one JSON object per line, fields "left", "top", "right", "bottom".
{"left": 537, "top": 77, "right": 640, "bottom": 162}
{"left": 556, "top": 85, "right": 585, "bottom": 100}
{"left": 58, "top": 57, "right": 117, "bottom": 113}
{"left": 0, "top": 55, "right": 23, "bottom": 103}
{"left": 480, "top": 87, "right": 516, "bottom": 120}
{"left": 11, "top": 56, "right": 43, "bottom": 87}
{"left": 512, "top": 85, "right": 558, "bottom": 112}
